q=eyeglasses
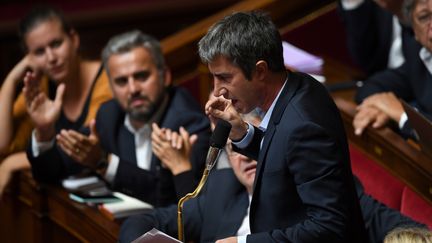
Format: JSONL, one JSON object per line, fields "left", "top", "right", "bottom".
{"left": 415, "top": 12, "right": 432, "bottom": 27}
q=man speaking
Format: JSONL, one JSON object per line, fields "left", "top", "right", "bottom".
{"left": 201, "top": 11, "right": 368, "bottom": 242}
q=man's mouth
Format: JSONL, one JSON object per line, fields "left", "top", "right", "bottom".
{"left": 130, "top": 98, "right": 147, "bottom": 107}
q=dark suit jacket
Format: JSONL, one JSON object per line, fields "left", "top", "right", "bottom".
{"left": 118, "top": 169, "right": 249, "bottom": 243}
{"left": 338, "top": 0, "right": 413, "bottom": 75}
{"left": 118, "top": 168, "right": 422, "bottom": 243}
{"left": 96, "top": 87, "right": 211, "bottom": 206}
{"left": 234, "top": 72, "right": 368, "bottom": 242}
{"left": 355, "top": 38, "right": 432, "bottom": 139}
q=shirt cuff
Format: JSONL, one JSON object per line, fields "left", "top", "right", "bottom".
{"left": 232, "top": 123, "right": 254, "bottom": 149}
{"left": 31, "top": 129, "right": 55, "bottom": 157}
{"left": 399, "top": 112, "right": 408, "bottom": 129}
{"left": 237, "top": 235, "right": 247, "bottom": 243}
{"left": 105, "top": 154, "right": 119, "bottom": 183}
{"left": 341, "top": 0, "right": 364, "bottom": 10}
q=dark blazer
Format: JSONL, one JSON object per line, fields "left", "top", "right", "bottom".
{"left": 96, "top": 87, "right": 211, "bottom": 206}
{"left": 338, "top": 0, "right": 413, "bottom": 75}
{"left": 118, "top": 169, "right": 422, "bottom": 243}
{"left": 235, "top": 72, "right": 368, "bottom": 242}
{"left": 355, "top": 37, "right": 432, "bottom": 138}
{"left": 118, "top": 169, "right": 249, "bottom": 243}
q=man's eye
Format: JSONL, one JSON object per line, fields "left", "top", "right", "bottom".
{"left": 134, "top": 72, "right": 149, "bottom": 81}
{"left": 114, "top": 78, "right": 128, "bottom": 86}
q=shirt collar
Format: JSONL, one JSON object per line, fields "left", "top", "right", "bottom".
{"left": 420, "top": 47, "right": 432, "bottom": 75}
{"left": 258, "top": 77, "right": 288, "bottom": 132}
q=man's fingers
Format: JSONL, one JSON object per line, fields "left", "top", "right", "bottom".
{"left": 373, "top": 113, "right": 389, "bottom": 128}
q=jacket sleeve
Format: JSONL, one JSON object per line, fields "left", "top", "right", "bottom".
{"left": 355, "top": 63, "right": 413, "bottom": 103}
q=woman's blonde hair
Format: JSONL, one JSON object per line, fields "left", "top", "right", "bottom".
{"left": 384, "top": 227, "right": 432, "bottom": 243}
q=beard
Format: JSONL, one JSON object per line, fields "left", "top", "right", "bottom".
{"left": 127, "top": 92, "right": 165, "bottom": 123}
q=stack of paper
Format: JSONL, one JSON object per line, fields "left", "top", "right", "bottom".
{"left": 98, "top": 192, "right": 153, "bottom": 220}
{"left": 282, "top": 41, "right": 324, "bottom": 76}
{"left": 62, "top": 176, "right": 100, "bottom": 190}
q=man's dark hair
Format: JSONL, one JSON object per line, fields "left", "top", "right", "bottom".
{"left": 198, "top": 11, "right": 285, "bottom": 80}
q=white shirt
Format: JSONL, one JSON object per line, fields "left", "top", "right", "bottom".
{"left": 399, "top": 48, "right": 432, "bottom": 128}
{"left": 236, "top": 195, "right": 252, "bottom": 237}
{"left": 98, "top": 115, "right": 153, "bottom": 183}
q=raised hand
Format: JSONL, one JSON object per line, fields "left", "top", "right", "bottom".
{"left": 151, "top": 123, "right": 197, "bottom": 175}
{"left": 23, "top": 71, "right": 65, "bottom": 141}
{"left": 56, "top": 119, "right": 103, "bottom": 169}
{"left": 205, "top": 95, "right": 248, "bottom": 141}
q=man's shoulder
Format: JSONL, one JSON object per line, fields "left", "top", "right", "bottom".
{"left": 163, "top": 87, "right": 209, "bottom": 129}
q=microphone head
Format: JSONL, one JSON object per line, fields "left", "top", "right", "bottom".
{"left": 210, "top": 119, "right": 232, "bottom": 149}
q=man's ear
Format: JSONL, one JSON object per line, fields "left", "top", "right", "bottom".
{"left": 163, "top": 67, "right": 172, "bottom": 87}
{"left": 255, "top": 60, "right": 268, "bottom": 81}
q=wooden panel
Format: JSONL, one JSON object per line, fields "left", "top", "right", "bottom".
{"left": 162, "top": 0, "right": 335, "bottom": 84}
{"left": 334, "top": 98, "right": 432, "bottom": 204}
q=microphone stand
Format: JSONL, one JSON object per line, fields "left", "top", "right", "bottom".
{"left": 177, "top": 149, "right": 220, "bottom": 242}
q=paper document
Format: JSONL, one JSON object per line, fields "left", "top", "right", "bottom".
{"left": 99, "top": 192, "right": 153, "bottom": 220}
{"left": 282, "top": 41, "right": 324, "bottom": 75}
{"left": 62, "top": 176, "right": 100, "bottom": 190}
{"left": 132, "top": 228, "right": 181, "bottom": 243}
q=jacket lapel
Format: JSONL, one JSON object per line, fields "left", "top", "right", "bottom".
{"left": 250, "top": 72, "right": 301, "bottom": 228}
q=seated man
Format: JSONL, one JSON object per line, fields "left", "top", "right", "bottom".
{"left": 353, "top": 0, "right": 432, "bottom": 139}
{"left": 338, "top": 0, "right": 410, "bottom": 75}
{"left": 55, "top": 30, "right": 211, "bottom": 206}
{"left": 119, "top": 112, "right": 424, "bottom": 243}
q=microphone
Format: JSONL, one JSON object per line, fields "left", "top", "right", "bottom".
{"left": 177, "top": 119, "right": 231, "bottom": 241}
{"left": 206, "top": 119, "right": 232, "bottom": 170}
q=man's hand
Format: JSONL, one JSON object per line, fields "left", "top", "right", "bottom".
{"left": 205, "top": 95, "right": 248, "bottom": 141}
{"left": 56, "top": 119, "right": 103, "bottom": 169}
{"left": 215, "top": 236, "right": 238, "bottom": 243}
{"left": 23, "top": 71, "right": 65, "bottom": 141}
{"left": 151, "top": 124, "right": 196, "bottom": 175}
{"left": 353, "top": 105, "right": 390, "bottom": 136}
{"left": 360, "top": 92, "right": 404, "bottom": 122}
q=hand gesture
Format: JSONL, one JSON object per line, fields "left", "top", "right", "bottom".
{"left": 205, "top": 95, "right": 248, "bottom": 141}
{"left": 151, "top": 123, "right": 197, "bottom": 175}
{"left": 360, "top": 92, "right": 404, "bottom": 122}
{"left": 56, "top": 119, "right": 103, "bottom": 169}
{"left": 353, "top": 105, "right": 390, "bottom": 136}
{"left": 23, "top": 71, "right": 65, "bottom": 141}
{"left": 6, "top": 55, "right": 39, "bottom": 87}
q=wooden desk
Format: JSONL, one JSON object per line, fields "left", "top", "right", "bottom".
{"left": 0, "top": 171, "right": 120, "bottom": 243}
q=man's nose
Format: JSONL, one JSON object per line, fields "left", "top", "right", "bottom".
{"left": 213, "top": 81, "right": 228, "bottom": 98}
{"left": 127, "top": 78, "right": 139, "bottom": 93}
